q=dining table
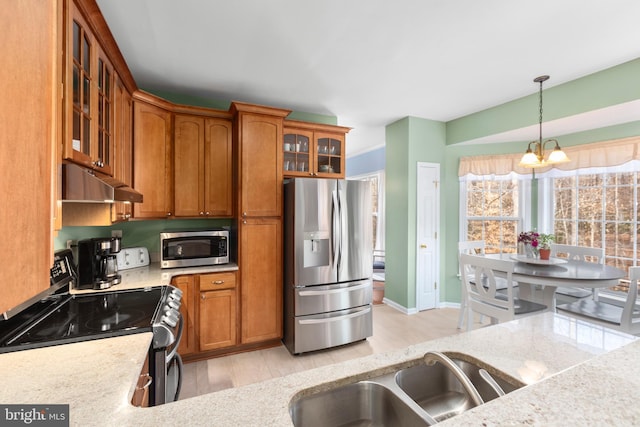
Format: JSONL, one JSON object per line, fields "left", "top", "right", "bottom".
{"left": 487, "top": 253, "right": 627, "bottom": 311}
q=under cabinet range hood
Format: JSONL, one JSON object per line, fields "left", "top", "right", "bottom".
{"left": 62, "top": 163, "right": 143, "bottom": 203}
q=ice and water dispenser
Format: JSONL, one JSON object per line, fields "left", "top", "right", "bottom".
{"left": 303, "top": 231, "right": 330, "bottom": 268}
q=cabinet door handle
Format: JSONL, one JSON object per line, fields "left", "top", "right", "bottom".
{"left": 137, "top": 374, "right": 152, "bottom": 391}
{"left": 167, "top": 212, "right": 172, "bottom": 216}
{"left": 212, "top": 280, "right": 224, "bottom": 285}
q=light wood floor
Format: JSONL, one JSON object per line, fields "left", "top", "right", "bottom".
{"left": 180, "top": 305, "right": 462, "bottom": 400}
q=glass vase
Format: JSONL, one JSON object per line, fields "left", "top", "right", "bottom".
{"left": 524, "top": 243, "right": 536, "bottom": 258}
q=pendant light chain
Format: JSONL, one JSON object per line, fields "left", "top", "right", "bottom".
{"left": 519, "top": 74, "right": 569, "bottom": 168}
{"left": 538, "top": 78, "right": 544, "bottom": 144}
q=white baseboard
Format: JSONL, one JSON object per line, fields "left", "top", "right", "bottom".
{"left": 381, "top": 298, "right": 461, "bottom": 314}
{"left": 438, "top": 302, "right": 462, "bottom": 309}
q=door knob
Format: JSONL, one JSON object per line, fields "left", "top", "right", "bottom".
{"left": 420, "top": 244, "right": 427, "bottom": 248}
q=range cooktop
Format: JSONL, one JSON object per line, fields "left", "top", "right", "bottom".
{"left": 0, "top": 287, "right": 163, "bottom": 354}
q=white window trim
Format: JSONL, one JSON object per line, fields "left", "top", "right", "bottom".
{"left": 458, "top": 175, "right": 532, "bottom": 249}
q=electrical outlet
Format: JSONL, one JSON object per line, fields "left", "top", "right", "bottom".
{"left": 66, "top": 240, "right": 76, "bottom": 249}
{"left": 112, "top": 230, "right": 122, "bottom": 238}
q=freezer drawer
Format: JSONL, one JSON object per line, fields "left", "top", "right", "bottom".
{"left": 294, "top": 279, "right": 372, "bottom": 316}
{"left": 292, "top": 305, "right": 372, "bottom": 354}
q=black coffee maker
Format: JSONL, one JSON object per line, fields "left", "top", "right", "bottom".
{"left": 77, "top": 237, "right": 122, "bottom": 290}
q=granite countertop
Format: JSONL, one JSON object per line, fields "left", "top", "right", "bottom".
{"left": 0, "top": 312, "right": 638, "bottom": 426}
{"left": 69, "top": 262, "right": 239, "bottom": 294}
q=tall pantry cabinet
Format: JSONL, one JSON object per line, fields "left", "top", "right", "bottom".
{"left": 0, "top": 0, "right": 61, "bottom": 314}
{"left": 231, "top": 102, "right": 290, "bottom": 345}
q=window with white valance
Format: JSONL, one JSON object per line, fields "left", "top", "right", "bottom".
{"left": 459, "top": 135, "right": 640, "bottom": 282}
{"left": 459, "top": 136, "right": 640, "bottom": 178}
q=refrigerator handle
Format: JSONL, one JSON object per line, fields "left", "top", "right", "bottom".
{"left": 298, "top": 306, "right": 371, "bottom": 325}
{"left": 338, "top": 186, "right": 347, "bottom": 270}
{"left": 332, "top": 190, "right": 340, "bottom": 269}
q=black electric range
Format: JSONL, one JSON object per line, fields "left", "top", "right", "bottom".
{"left": 0, "top": 250, "right": 181, "bottom": 355}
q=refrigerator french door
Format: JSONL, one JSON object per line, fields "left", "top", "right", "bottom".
{"left": 283, "top": 178, "right": 373, "bottom": 354}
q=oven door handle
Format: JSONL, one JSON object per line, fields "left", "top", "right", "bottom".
{"left": 172, "top": 352, "right": 184, "bottom": 402}
{"left": 166, "top": 313, "right": 184, "bottom": 363}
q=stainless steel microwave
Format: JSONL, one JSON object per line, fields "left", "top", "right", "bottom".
{"left": 160, "top": 230, "right": 229, "bottom": 269}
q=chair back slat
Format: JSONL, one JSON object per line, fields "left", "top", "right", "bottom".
{"left": 460, "top": 254, "right": 515, "bottom": 319}
{"left": 550, "top": 244, "right": 604, "bottom": 264}
{"left": 622, "top": 266, "right": 640, "bottom": 326}
{"left": 458, "top": 240, "right": 485, "bottom": 277}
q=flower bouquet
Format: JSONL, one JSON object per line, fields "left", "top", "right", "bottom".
{"left": 518, "top": 231, "right": 555, "bottom": 259}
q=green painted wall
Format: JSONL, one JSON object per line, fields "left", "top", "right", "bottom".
{"left": 446, "top": 58, "right": 640, "bottom": 145}
{"left": 385, "top": 117, "right": 446, "bottom": 310}
{"left": 55, "top": 218, "right": 232, "bottom": 254}
{"left": 141, "top": 87, "right": 337, "bottom": 125}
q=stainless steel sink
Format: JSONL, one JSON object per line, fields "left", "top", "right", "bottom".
{"left": 289, "top": 381, "right": 434, "bottom": 427}
{"left": 395, "top": 355, "right": 521, "bottom": 422}
{"left": 289, "top": 352, "right": 524, "bottom": 426}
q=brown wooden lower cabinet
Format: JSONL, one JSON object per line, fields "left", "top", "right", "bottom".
{"left": 199, "top": 288, "right": 237, "bottom": 351}
{"left": 240, "top": 218, "right": 283, "bottom": 344}
{"left": 131, "top": 354, "right": 151, "bottom": 407}
{"left": 171, "top": 264, "right": 283, "bottom": 359}
{"left": 199, "top": 271, "right": 237, "bottom": 351}
{"left": 172, "top": 271, "right": 239, "bottom": 357}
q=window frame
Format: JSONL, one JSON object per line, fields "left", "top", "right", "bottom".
{"left": 459, "top": 174, "right": 533, "bottom": 253}
{"left": 539, "top": 167, "right": 639, "bottom": 279}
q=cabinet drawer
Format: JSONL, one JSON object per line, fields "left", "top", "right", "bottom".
{"left": 199, "top": 272, "right": 236, "bottom": 291}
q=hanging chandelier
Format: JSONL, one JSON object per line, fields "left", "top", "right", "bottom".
{"left": 518, "top": 75, "right": 570, "bottom": 168}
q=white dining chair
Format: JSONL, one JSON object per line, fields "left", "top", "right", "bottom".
{"left": 457, "top": 240, "right": 485, "bottom": 329}
{"left": 460, "top": 253, "right": 547, "bottom": 331}
{"left": 556, "top": 266, "right": 640, "bottom": 336}
{"left": 550, "top": 244, "right": 604, "bottom": 303}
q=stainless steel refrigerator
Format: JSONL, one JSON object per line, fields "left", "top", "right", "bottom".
{"left": 283, "top": 178, "right": 373, "bottom": 354}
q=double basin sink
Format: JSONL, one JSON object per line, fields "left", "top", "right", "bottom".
{"left": 289, "top": 351, "right": 524, "bottom": 426}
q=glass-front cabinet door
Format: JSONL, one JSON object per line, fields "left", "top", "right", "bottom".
{"left": 283, "top": 129, "right": 312, "bottom": 176}
{"left": 95, "top": 48, "right": 114, "bottom": 175}
{"left": 315, "top": 133, "right": 344, "bottom": 177}
{"left": 64, "top": 2, "right": 114, "bottom": 175}
{"left": 283, "top": 122, "right": 348, "bottom": 178}
{"left": 69, "top": 9, "right": 93, "bottom": 167}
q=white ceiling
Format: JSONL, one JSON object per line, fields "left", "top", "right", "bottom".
{"left": 96, "top": 0, "right": 640, "bottom": 156}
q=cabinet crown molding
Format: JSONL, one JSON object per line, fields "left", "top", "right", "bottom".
{"left": 284, "top": 119, "right": 351, "bottom": 134}
{"left": 230, "top": 101, "right": 291, "bottom": 118}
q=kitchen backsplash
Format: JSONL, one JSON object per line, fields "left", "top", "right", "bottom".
{"left": 55, "top": 218, "right": 233, "bottom": 260}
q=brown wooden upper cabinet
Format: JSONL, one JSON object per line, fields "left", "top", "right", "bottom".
{"left": 233, "top": 103, "right": 291, "bottom": 219}
{"left": 283, "top": 121, "right": 350, "bottom": 178}
{"left": 63, "top": 1, "right": 114, "bottom": 176}
{"left": 132, "top": 94, "right": 173, "bottom": 219}
{"left": 111, "top": 74, "right": 133, "bottom": 222}
{"left": 174, "top": 114, "right": 233, "bottom": 218}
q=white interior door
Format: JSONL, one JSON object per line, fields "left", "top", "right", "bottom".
{"left": 416, "top": 162, "right": 440, "bottom": 311}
